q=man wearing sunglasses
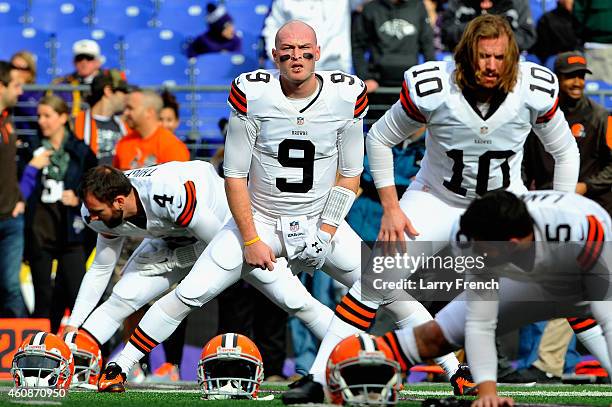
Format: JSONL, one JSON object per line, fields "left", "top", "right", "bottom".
{"left": 52, "top": 39, "right": 102, "bottom": 117}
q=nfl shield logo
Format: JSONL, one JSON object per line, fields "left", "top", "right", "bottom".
{"left": 297, "top": 117, "right": 304, "bottom": 125}
{"left": 289, "top": 221, "right": 299, "bottom": 232}
{"left": 480, "top": 126, "right": 488, "bottom": 135}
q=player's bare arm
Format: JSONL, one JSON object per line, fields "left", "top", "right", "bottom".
{"left": 225, "top": 177, "right": 276, "bottom": 271}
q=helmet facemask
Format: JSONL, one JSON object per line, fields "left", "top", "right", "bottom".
{"left": 12, "top": 350, "right": 71, "bottom": 389}
{"left": 330, "top": 355, "right": 401, "bottom": 406}
{"left": 198, "top": 353, "right": 263, "bottom": 399}
{"left": 71, "top": 349, "right": 99, "bottom": 386}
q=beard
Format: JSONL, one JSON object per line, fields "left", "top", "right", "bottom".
{"left": 103, "top": 210, "right": 124, "bottom": 229}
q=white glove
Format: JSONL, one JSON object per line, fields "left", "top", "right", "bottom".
{"left": 135, "top": 241, "right": 206, "bottom": 276}
{"left": 296, "top": 229, "right": 332, "bottom": 270}
{"left": 135, "top": 246, "right": 177, "bottom": 276}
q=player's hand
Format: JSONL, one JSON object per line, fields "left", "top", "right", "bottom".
{"left": 11, "top": 201, "right": 25, "bottom": 217}
{"left": 244, "top": 240, "right": 276, "bottom": 271}
{"left": 135, "top": 246, "right": 177, "bottom": 276}
{"left": 63, "top": 325, "right": 79, "bottom": 334}
{"left": 295, "top": 228, "right": 332, "bottom": 270}
{"left": 575, "top": 182, "right": 587, "bottom": 195}
{"left": 61, "top": 190, "right": 80, "bottom": 207}
{"left": 472, "top": 394, "right": 514, "bottom": 407}
{"left": 378, "top": 206, "right": 419, "bottom": 252}
{"left": 365, "top": 79, "right": 379, "bottom": 94}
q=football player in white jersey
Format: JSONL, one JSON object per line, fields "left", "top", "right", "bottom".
{"left": 61, "top": 162, "right": 337, "bottom": 392}
{"left": 379, "top": 190, "right": 612, "bottom": 407}
{"left": 98, "top": 21, "right": 435, "bottom": 394}
{"left": 283, "top": 14, "right": 581, "bottom": 403}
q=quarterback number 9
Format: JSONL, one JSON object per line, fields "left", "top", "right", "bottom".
{"left": 276, "top": 139, "right": 315, "bottom": 193}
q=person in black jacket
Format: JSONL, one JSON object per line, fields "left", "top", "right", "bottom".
{"left": 523, "top": 51, "right": 612, "bottom": 214}
{"left": 440, "top": 0, "right": 536, "bottom": 51}
{"left": 530, "top": 0, "right": 582, "bottom": 64}
{"left": 25, "top": 94, "right": 97, "bottom": 332}
{"left": 352, "top": 0, "right": 435, "bottom": 89}
{"left": 352, "top": 0, "right": 435, "bottom": 120}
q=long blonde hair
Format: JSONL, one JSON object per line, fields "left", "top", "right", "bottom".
{"left": 453, "top": 15, "right": 519, "bottom": 94}
{"left": 11, "top": 50, "right": 37, "bottom": 84}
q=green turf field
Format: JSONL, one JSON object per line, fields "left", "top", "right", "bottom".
{"left": 1, "top": 381, "right": 612, "bottom": 406}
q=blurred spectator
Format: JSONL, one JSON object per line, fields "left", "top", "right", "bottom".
{"left": 11, "top": 51, "right": 43, "bottom": 134}
{"left": 10, "top": 52, "right": 36, "bottom": 85}
{"left": 440, "top": 0, "right": 536, "bottom": 51}
{"left": 113, "top": 90, "right": 189, "bottom": 170}
{"left": 209, "top": 118, "right": 228, "bottom": 174}
{"left": 523, "top": 51, "right": 612, "bottom": 213}
{"left": 352, "top": 0, "right": 435, "bottom": 93}
{"left": 574, "top": 0, "right": 612, "bottom": 44}
{"left": 74, "top": 69, "right": 129, "bottom": 166}
{"left": 26, "top": 95, "right": 97, "bottom": 332}
{"left": 262, "top": 0, "right": 355, "bottom": 72}
{"left": 52, "top": 39, "right": 103, "bottom": 117}
{"left": 160, "top": 90, "right": 180, "bottom": 133}
{"left": 185, "top": 3, "right": 241, "bottom": 58}
{"left": 0, "top": 61, "right": 26, "bottom": 317}
{"left": 514, "top": 319, "right": 579, "bottom": 382}
{"left": 530, "top": 0, "right": 581, "bottom": 64}
{"left": 423, "top": 0, "right": 445, "bottom": 51}
{"left": 574, "top": 0, "right": 612, "bottom": 81}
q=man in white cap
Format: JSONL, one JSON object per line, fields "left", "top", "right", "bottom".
{"left": 52, "top": 39, "right": 103, "bottom": 117}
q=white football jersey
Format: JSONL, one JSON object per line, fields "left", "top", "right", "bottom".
{"left": 226, "top": 69, "right": 367, "bottom": 219}
{"left": 81, "top": 160, "right": 228, "bottom": 239}
{"left": 522, "top": 191, "right": 611, "bottom": 245}
{"left": 400, "top": 61, "right": 567, "bottom": 207}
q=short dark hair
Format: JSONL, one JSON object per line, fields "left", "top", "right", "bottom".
{"left": 460, "top": 190, "right": 534, "bottom": 241}
{"left": 160, "top": 89, "right": 179, "bottom": 119}
{"left": 87, "top": 69, "right": 129, "bottom": 106}
{"left": 0, "top": 60, "right": 14, "bottom": 86}
{"left": 80, "top": 165, "right": 132, "bottom": 204}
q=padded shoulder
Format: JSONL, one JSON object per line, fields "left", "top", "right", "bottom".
{"left": 319, "top": 70, "right": 369, "bottom": 119}
{"left": 518, "top": 62, "right": 559, "bottom": 116}
{"left": 403, "top": 61, "right": 452, "bottom": 114}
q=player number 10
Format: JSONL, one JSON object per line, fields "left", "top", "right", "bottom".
{"left": 444, "top": 149, "right": 515, "bottom": 196}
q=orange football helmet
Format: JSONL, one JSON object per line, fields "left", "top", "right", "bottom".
{"left": 326, "top": 333, "right": 401, "bottom": 405}
{"left": 63, "top": 330, "right": 103, "bottom": 386}
{"left": 197, "top": 333, "right": 264, "bottom": 399}
{"left": 11, "top": 332, "right": 74, "bottom": 389}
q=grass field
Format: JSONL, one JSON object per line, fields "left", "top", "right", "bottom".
{"left": 1, "top": 380, "right": 612, "bottom": 406}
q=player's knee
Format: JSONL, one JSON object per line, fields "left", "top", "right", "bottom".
{"left": 415, "top": 321, "right": 454, "bottom": 360}
{"left": 289, "top": 293, "right": 319, "bottom": 320}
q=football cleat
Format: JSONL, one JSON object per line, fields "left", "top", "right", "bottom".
{"left": 450, "top": 364, "right": 478, "bottom": 396}
{"left": 97, "top": 362, "right": 127, "bottom": 393}
{"left": 281, "top": 374, "right": 324, "bottom": 405}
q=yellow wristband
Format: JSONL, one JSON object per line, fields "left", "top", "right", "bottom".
{"left": 244, "top": 236, "right": 261, "bottom": 246}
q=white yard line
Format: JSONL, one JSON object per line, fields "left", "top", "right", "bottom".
{"left": 401, "top": 389, "right": 612, "bottom": 398}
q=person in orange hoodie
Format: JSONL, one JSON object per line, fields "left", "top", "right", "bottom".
{"left": 113, "top": 89, "right": 189, "bottom": 170}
